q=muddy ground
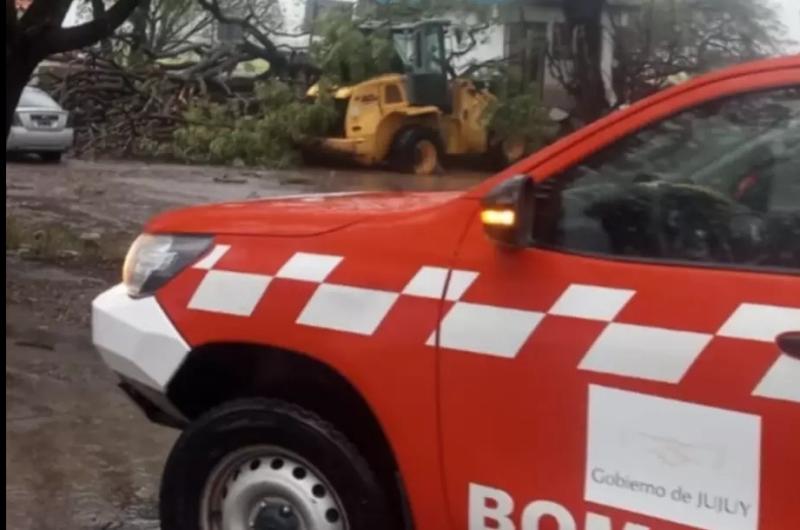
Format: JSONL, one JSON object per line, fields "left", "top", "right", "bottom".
{"left": 5, "top": 159, "right": 487, "bottom": 529}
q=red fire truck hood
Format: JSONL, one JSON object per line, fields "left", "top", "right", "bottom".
{"left": 145, "top": 190, "right": 465, "bottom": 236}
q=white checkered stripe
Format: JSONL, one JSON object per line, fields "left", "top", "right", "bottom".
{"left": 187, "top": 249, "right": 480, "bottom": 336}
{"left": 187, "top": 246, "right": 800, "bottom": 403}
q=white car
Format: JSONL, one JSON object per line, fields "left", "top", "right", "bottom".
{"left": 7, "top": 86, "right": 74, "bottom": 161}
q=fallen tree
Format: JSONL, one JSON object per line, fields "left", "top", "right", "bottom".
{"left": 39, "top": 53, "right": 187, "bottom": 157}
{"left": 38, "top": 51, "right": 330, "bottom": 163}
{"left": 30, "top": 0, "right": 322, "bottom": 160}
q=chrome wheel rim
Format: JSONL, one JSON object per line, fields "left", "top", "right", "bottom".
{"left": 200, "top": 446, "right": 347, "bottom": 530}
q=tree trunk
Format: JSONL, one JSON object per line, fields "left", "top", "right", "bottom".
{"left": 90, "top": 0, "right": 114, "bottom": 57}
{"left": 573, "top": 22, "right": 608, "bottom": 123}
{"left": 563, "top": 0, "right": 609, "bottom": 123}
{"left": 129, "top": 0, "right": 152, "bottom": 62}
{"left": 6, "top": 10, "right": 37, "bottom": 141}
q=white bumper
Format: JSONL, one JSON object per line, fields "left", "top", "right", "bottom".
{"left": 92, "top": 284, "right": 190, "bottom": 392}
{"left": 7, "top": 126, "right": 74, "bottom": 152}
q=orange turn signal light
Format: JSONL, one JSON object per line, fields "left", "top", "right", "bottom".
{"left": 480, "top": 209, "right": 516, "bottom": 227}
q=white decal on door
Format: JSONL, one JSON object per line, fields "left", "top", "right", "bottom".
{"left": 586, "top": 385, "right": 761, "bottom": 530}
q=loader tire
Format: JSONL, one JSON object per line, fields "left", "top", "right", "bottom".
{"left": 390, "top": 127, "right": 442, "bottom": 175}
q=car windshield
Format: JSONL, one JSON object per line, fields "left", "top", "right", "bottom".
{"left": 18, "top": 87, "right": 60, "bottom": 110}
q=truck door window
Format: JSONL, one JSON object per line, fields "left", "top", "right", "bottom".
{"left": 532, "top": 86, "right": 800, "bottom": 272}
{"left": 384, "top": 84, "right": 403, "bottom": 104}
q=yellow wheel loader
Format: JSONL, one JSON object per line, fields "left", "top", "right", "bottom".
{"left": 306, "top": 21, "right": 525, "bottom": 175}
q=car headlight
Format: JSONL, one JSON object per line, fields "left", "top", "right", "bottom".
{"left": 123, "top": 234, "right": 212, "bottom": 297}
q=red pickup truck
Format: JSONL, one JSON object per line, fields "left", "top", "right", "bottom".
{"left": 93, "top": 56, "right": 799, "bottom": 530}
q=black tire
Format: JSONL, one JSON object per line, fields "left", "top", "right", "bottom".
{"left": 39, "top": 151, "right": 62, "bottom": 163}
{"left": 159, "top": 398, "right": 396, "bottom": 530}
{"left": 389, "top": 127, "right": 442, "bottom": 175}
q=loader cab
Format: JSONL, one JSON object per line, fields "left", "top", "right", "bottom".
{"left": 391, "top": 21, "right": 451, "bottom": 112}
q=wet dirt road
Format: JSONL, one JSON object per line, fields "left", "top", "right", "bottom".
{"left": 5, "top": 159, "right": 488, "bottom": 529}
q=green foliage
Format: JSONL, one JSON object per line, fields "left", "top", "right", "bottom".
{"left": 311, "top": 17, "right": 399, "bottom": 85}
{"left": 310, "top": 0, "right": 495, "bottom": 85}
{"left": 171, "top": 81, "right": 338, "bottom": 168}
{"left": 483, "top": 81, "right": 554, "bottom": 151}
{"left": 479, "top": 62, "right": 555, "bottom": 151}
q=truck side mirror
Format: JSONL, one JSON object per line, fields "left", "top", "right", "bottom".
{"left": 480, "top": 175, "right": 535, "bottom": 248}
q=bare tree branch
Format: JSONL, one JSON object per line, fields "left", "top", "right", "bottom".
{"left": 447, "top": 22, "right": 490, "bottom": 60}
{"left": 197, "top": 0, "right": 289, "bottom": 72}
{"left": 45, "top": 0, "right": 142, "bottom": 55}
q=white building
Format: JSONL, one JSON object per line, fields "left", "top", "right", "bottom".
{"left": 444, "top": 0, "right": 641, "bottom": 109}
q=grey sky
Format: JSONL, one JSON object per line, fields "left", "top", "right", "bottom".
{"left": 776, "top": 0, "right": 800, "bottom": 50}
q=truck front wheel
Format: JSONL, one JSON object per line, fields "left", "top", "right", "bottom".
{"left": 159, "top": 399, "right": 394, "bottom": 530}
{"left": 389, "top": 127, "right": 442, "bottom": 175}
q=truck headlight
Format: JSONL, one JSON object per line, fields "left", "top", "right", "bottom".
{"left": 123, "top": 234, "right": 212, "bottom": 297}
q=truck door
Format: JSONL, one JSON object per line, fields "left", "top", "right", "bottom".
{"left": 439, "top": 79, "right": 800, "bottom": 530}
